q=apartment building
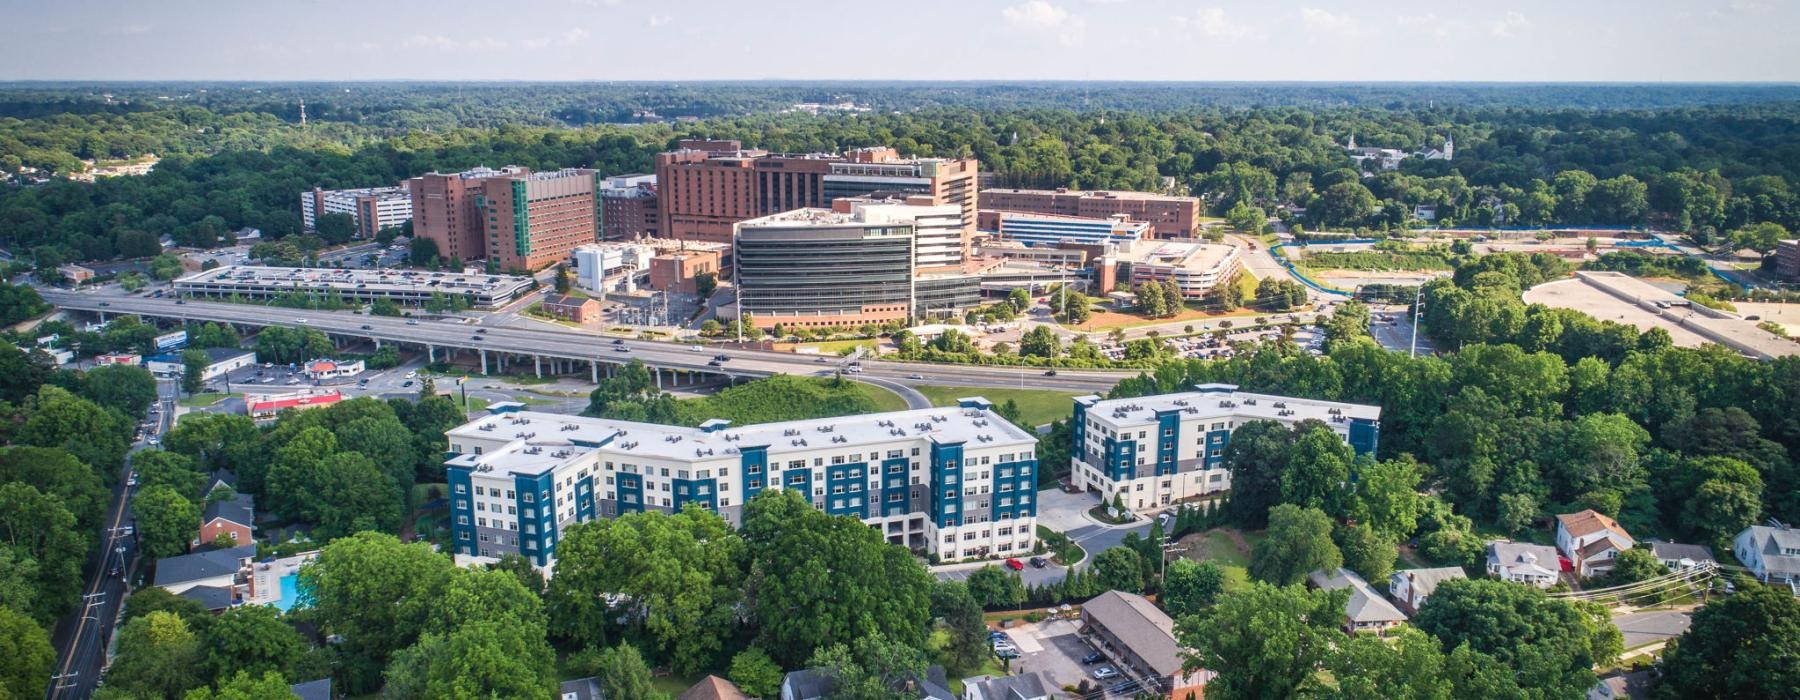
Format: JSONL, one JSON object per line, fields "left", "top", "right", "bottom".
{"left": 1069, "top": 385, "right": 1379, "bottom": 511}
{"left": 300, "top": 185, "right": 413, "bottom": 238}
{"left": 444, "top": 398, "right": 1039, "bottom": 569}
{"left": 981, "top": 188, "right": 1201, "bottom": 238}
{"left": 655, "top": 139, "right": 979, "bottom": 258}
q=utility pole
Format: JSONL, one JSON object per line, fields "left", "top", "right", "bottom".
{"left": 1409, "top": 284, "right": 1424, "bottom": 358}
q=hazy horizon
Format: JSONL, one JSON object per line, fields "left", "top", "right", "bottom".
{"left": 4, "top": 0, "right": 1796, "bottom": 83}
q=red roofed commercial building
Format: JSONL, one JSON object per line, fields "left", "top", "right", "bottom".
{"left": 96, "top": 353, "right": 142, "bottom": 366}
{"left": 247, "top": 390, "right": 344, "bottom": 422}
{"left": 302, "top": 358, "right": 366, "bottom": 380}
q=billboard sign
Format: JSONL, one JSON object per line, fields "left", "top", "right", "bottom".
{"left": 154, "top": 330, "right": 189, "bottom": 352}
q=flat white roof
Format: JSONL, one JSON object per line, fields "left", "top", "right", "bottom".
{"left": 447, "top": 403, "right": 1038, "bottom": 477}
{"left": 1078, "top": 384, "right": 1380, "bottom": 429}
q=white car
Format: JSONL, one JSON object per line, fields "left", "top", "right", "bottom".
{"left": 295, "top": 318, "right": 308, "bottom": 324}
{"left": 405, "top": 370, "right": 418, "bottom": 379}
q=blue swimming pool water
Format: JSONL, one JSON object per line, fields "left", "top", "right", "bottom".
{"left": 271, "top": 573, "right": 301, "bottom": 612}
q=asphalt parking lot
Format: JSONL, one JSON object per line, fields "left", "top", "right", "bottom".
{"left": 1003, "top": 618, "right": 1157, "bottom": 697}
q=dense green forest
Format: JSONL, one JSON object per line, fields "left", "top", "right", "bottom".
{"left": 4, "top": 82, "right": 1800, "bottom": 270}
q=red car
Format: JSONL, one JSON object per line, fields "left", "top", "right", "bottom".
{"left": 1005, "top": 558, "right": 1025, "bottom": 571}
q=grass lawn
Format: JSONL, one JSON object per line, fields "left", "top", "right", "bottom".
{"left": 854, "top": 382, "right": 913, "bottom": 412}
{"left": 512, "top": 394, "right": 559, "bottom": 406}
{"left": 797, "top": 338, "right": 881, "bottom": 356}
{"left": 1176, "top": 527, "right": 1265, "bottom": 593}
{"left": 464, "top": 397, "right": 491, "bottom": 413}
{"left": 177, "top": 392, "right": 228, "bottom": 407}
{"left": 913, "top": 385, "right": 1080, "bottom": 426}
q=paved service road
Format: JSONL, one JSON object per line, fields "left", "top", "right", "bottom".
{"left": 1615, "top": 609, "right": 1692, "bottom": 649}
{"left": 46, "top": 292, "right": 1137, "bottom": 394}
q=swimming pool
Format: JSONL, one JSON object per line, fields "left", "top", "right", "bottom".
{"left": 271, "top": 573, "right": 301, "bottom": 612}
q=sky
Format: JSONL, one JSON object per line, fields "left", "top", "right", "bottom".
{"left": 2, "top": 0, "right": 1797, "bottom": 82}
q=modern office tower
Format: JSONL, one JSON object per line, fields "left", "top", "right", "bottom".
{"left": 480, "top": 168, "right": 601, "bottom": 272}
{"left": 655, "top": 139, "right": 979, "bottom": 258}
{"left": 732, "top": 207, "right": 918, "bottom": 329}
{"left": 445, "top": 398, "right": 1040, "bottom": 568}
{"left": 980, "top": 188, "right": 1202, "bottom": 238}
{"left": 408, "top": 166, "right": 527, "bottom": 265}
{"left": 300, "top": 185, "right": 413, "bottom": 239}
{"left": 1069, "top": 384, "right": 1380, "bottom": 511}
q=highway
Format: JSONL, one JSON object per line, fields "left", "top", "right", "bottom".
{"left": 46, "top": 381, "right": 173, "bottom": 699}
{"left": 42, "top": 291, "right": 1140, "bottom": 396}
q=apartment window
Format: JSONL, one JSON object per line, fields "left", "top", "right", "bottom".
{"left": 476, "top": 502, "right": 486, "bottom": 512}
{"left": 456, "top": 515, "right": 469, "bottom": 525}
{"left": 506, "top": 490, "right": 516, "bottom": 499}
{"left": 455, "top": 484, "right": 468, "bottom": 494}
{"left": 455, "top": 499, "right": 468, "bottom": 510}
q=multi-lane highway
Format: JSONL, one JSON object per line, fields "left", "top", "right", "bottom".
{"left": 43, "top": 291, "right": 1139, "bottom": 396}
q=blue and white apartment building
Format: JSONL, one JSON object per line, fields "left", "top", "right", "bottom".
{"left": 444, "top": 399, "right": 1039, "bottom": 569}
{"left": 1070, "top": 385, "right": 1380, "bottom": 511}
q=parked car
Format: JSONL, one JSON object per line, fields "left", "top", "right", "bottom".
{"left": 405, "top": 370, "right": 417, "bottom": 378}
{"left": 1029, "top": 556, "right": 1048, "bottom": 568}
{"left": 1080, "top": 651, "right": 1105, "bottom": 665}
{"left": 1092, "top": 666, "right": 1120, "bottom": 680}
{"left": 1005, "top": 558, "right": 1024, "bottom": 571}
{"left": 402, "top": 380, "right": 415, "bottom": 388}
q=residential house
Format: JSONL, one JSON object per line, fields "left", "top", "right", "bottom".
{"left": 541, "top": 293, "right": 600, "bottom": 323}
{"left": 1587, "top": 670, "right": 1652, "bottom": 700}
{"left": 781, "top": 667, "right": 953, "bottom": 700}
{"left": 153, "top": 544, "right": 256, "bottom": 605}
{"left": 290, "top": 678, "right": 332, "bottom": 700}
{"left": 1388, "top": 567, "right": 1467, "bottom": 615}
{"left": 1646, "top": 541, "right": 1716, "bottom": 573}
{"left": 1556, "top": 510, "right": 1635, "bottom": 578}
{"left": 680, "top": 676, "right": 749, "bottom": 700}
{"left": 1734, "top": 523, "right": 1800, "bottom": 586}
{"left": 560, "top": 677, "right": 604, "bottom": 700}
{"left": 1486, "top": 541, "right": 1563, "bottom": 588}
{"left": 178, "top": 584, "right": 235, "bottom": 613}
{"left": 1082, "top": 590, "right": 1211, "bottom": 698}
{"left": 197, "top": 492, "right": 254, "bottom": 549}
{"left": 962, "top": 672, "right": 1052, "bottom": 700}
{"left": 1308, "top": 568, "right": 1408, "bottom": 635}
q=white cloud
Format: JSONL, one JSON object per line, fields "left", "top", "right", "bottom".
{"left": 1299, "top": 8, "right": 1359, "bottom": 37}
{"left": 1489, "top": 11, "right": 1531, "bottom": 38}
{"left": 1171, "top": 8, "right": 1257, "bottom": 40}
{"left": 562, "top": 27, "right": 591, "bottom": 44}
{"left": 1002, "top": 1, "right": 1087, "bottom": 46}
{"left": 522, "top": 38, "right": 552, "bottom": 49}
{"left": 399, "top": 34, "right": 508, "bottom": 50}
{"left": 1395, "top": 13, "right": 1451, "bottom": 41}
{"left": 108, "top": 24, "right": 154, "bottom": 36}
{"left": 647, "top": 14, "right": 673, "bottom": 27}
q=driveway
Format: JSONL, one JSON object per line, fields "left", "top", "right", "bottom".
{"left": 1614, "top": 610, "right": 1692, "bottom": 649}
{"left": 1036, "top": 488, "right": 1101, "bottom": 532}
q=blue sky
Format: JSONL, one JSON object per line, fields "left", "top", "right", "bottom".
{"left": 2, "top": 0, "right": 1795, "bottom": 81}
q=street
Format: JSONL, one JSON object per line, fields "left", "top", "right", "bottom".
{"left": 45, "top": 380, "right": 174, "bottom": 699}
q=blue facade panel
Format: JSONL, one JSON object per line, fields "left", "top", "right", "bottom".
{"left": 574, "top": 475, "right": 596, "bottom": 522}
{"left": 930, "top": 443, "right": 965, "bottom": 528}
{"left": 447, "top": 465, "right": 476, "bottom": 556}
{"left": 1349, "top": 419, "right": 1379, "bottom": 456}
{"left": 514, "top": 473, "right": 557, "bottom": 566}
{"left": 672, "top": 478, "right": 719, "bottom": 512}
{"left": 616, "top": 473, "right": 645, "bottom": 514}
{"left": 989, "top": 459, "right": 1038, "bottom": 521}
{"left": 825, "top": 463, "right": 869, "bottom": 519}
{"left": 1104, "top": 437, "right": 1137, "bottom": 482}
{"left": 1154, "top": 411, "right": 1180, "bottom": 476}
{"left": 740, "top": 446, "right": 769, "bottom": 503}
{"left": 881, "top": 457, "right": 911, "bottom": 517}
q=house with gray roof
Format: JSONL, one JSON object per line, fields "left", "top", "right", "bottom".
{"left": 1309, "top": 568, "right": 1407, "bottom": 634}
{"left": 781, "top": 665, "right": 953, "bottom": 700}
{"left": 1486, "top": 541, "right": 1563, "bottom": 588}
{"left": 962, "top": 672, "right": 1051, "bottom": 700}
{"left": 1734, "top": 523, "right": 1800, "bottom": 587}
{"left": 153, "top": 544, "right": 255, "bottom": 596}
{"left": 1082, "top": 590, "right": 1211, "bottom": 696}
{"left": 176, "top": 584, "right": 235, "bottom": 613}
{"left": 1646, "top": 541, "right": 1716, "bottom": 573}
{"left": 559, "top": 677, "right": 603, "bottom": 700}
{"left": 290, "top": 678, "right": 332, "bottom": 700}
{"left": 1388, "top": 567, "right": 1466, "bottom": 615}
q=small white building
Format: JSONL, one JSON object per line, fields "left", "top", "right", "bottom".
{"left": 145, "top": 348, "right": 256, "bottom": 381}
{"left": 302, "top": 358, "right": 366, "bottom": 380}
{"left": 1734, "top": 523, "right": 1800, "bottom": 586}
{"left": 1486, "top": 541, "right": 1562, "bottom": 588}
{"left": 1556, "top": 510, "right": 1634, "bottom": 579}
